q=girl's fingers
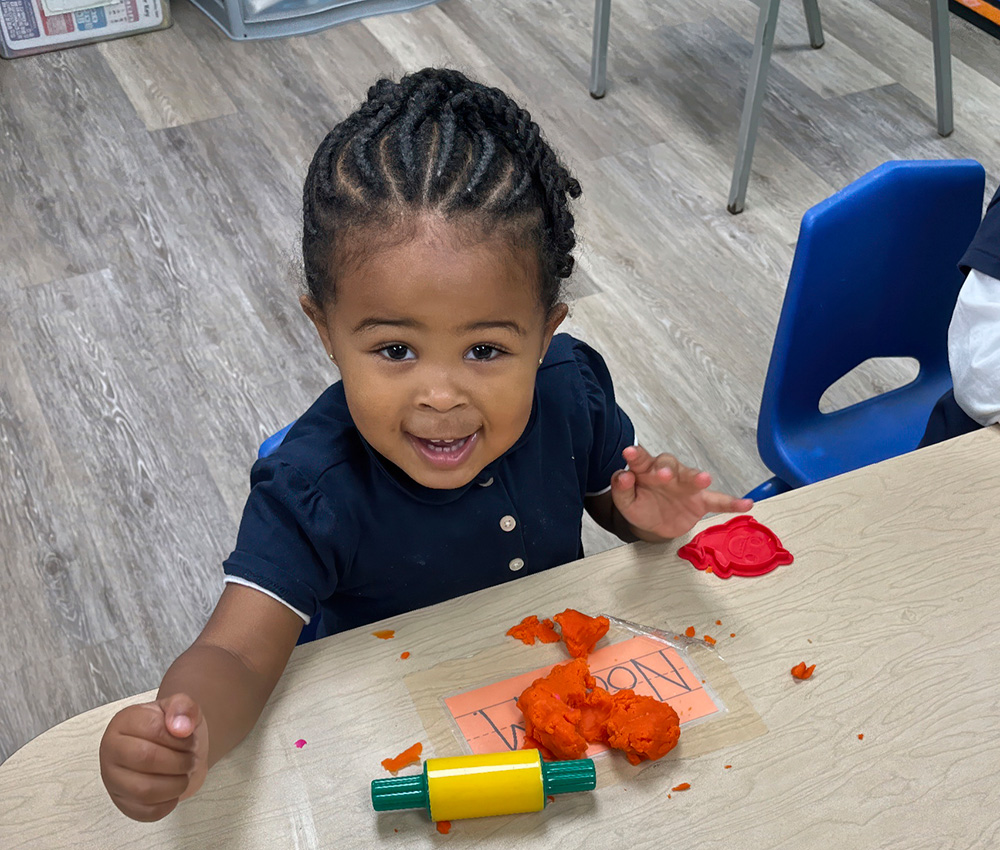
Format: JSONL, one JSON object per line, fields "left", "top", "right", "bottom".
{"left": 109, "top": 791, "right": 181, "bottom": 823}
{"left": 161, "top": 693, "right": 203, "bottom": 740}
{"left": 702, "top": 491, "right": 754, "bottom": 513}
{"left": 113, "top": 735, "right": 198, "bottom": 776}
{"left": 622, "top": 444, "right": 657, "bottom": 474}
{"left": 113, "top": 704, "right": 194, "bottom": 753}
{"left": 611, "top": 469, "right": 638, "bottom": 509}
{"left": 105, "top": 765, "right": 192, "bottom": 806}
{"left": 651, "top": 452, "right": 683, "bottom": 474}
{"left": 688, "top": 469, "right": 712, "bottom": 489}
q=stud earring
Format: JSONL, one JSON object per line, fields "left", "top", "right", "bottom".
{"left": 328, "top": 353, "right": 336, "bottom": 363}
{"left": 538, "top": 357, "right": 543, "bottom": 365}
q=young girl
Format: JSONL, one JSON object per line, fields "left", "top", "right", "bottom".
{"left": 98, "top": 67, "right": 752, "bottom": 822}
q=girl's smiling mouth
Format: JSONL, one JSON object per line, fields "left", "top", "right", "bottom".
{"left": 406, "top": 430, "right": 480, "bottom": 469}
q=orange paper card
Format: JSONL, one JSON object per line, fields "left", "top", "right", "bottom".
{"left": 444, "top": 637, "right": 722, "bottom": 755}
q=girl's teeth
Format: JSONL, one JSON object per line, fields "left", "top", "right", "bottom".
{"left": 426, "top": 437, "right": 468, "bottom": 452}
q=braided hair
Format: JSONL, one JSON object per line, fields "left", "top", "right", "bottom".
{"left": 302, "top": 68, "right": 582, "bottom": 314}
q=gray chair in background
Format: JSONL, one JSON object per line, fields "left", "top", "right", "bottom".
{"left": 589, "top": 0, "right": 954, "bottom": 214}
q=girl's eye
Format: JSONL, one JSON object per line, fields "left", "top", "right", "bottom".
{"left": 467, "top": 344, "right": 503, "bottom": 362}
{"left": 378, "top": 344, "right": 414, "bottom": 361}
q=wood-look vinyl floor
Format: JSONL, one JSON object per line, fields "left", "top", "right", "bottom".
{"left": 1, "top": 0, "right": 998, "bottom": 763}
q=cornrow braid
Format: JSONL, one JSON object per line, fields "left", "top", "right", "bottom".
{"left": 301, "top": 67, "right": 582, "bottom": 312}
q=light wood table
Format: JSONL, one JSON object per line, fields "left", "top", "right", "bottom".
{"left": 3, "top": 427, "right": 999, "bottom": 848}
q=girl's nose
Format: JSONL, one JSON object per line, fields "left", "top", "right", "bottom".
{"left": 415, "top": 368, "right": 467, "bottom": 412}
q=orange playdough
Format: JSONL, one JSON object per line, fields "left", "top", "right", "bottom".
{"left": 603, "top": 690, "right": 681, "bottom": 765}
{"left": 373, "top": 629, "right": 395, "bottom": 640}
{"left": 381, "top": 742, "right": 423, "bottom": 773}
{"left": 553, "top": 609, "right": 610, "bottom": 658}
{"left": 790, "top": 662, "right": 816, "bottom": 680}
{"left": 436, "top": 821, "right": 452, "bottom": 834}
{"left": 517, "top": 659, "right": 593, "bottom": 760}
{"left": 506, "top": 615, "right": 561, "bottom": 645}
{"left": 517, "top": 658, "right": 681, "bottom": 765}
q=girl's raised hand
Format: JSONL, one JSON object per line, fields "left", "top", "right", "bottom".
{"left": 99, "top": 693, "right": 209, "bottom": 822}
{"left": 611, "top": 445, "right": 753, "bottom": 541}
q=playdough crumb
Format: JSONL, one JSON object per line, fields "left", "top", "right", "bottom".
{"left": 715, "top": 620, "right": 722, "bottom": 625}
{"left": 684, "top": 626, "right": 696, "bottom": 638}
{"left": 381, "top": 742, "right": 423, "bottom": 773}
{"left": 672, "top": 783, "right": 690, "bottom": 792}
{"left": 436, "top": 821, "right": 451, "bottom": 834}
{"left": 667, "top": 794, "right": 671, "bottom": 799}
{"left": 554, "top": 609, "right": 610, "bottom": 657}
{"left": 858, "top": 734, "right": 864, "bottom": 740}
{"left": 730, "top": 633, "right": 736, "bottom": 638}
{"left": 547, "top": 795, "right": 555, "bottom": 804}
{"left": 506, "top": 615, "right": 561, "bottom": 645}
{"left": 724, "top": 764, "right": 732, "bottom": 769}
{"left": 790, "top": 662, "right": 816, "bottom": 680}
{"left": 703, "top": 635, "right": 716, "bottom": 645}
{"left": 294, "top": 739, "right": 306, "bottom": 749}
{"left": 400, "top": 651, "right": 410, "bottom": 659}
{"left": 373, "top": 629, "right": 395, "bottom": 640}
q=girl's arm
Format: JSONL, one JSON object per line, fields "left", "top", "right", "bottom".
{"left": 100, "top": 584, "right": 304, "bottom": 821}
{"left": 585, "top": 445, "right": 752, "bottom": 543}
{"left": 158, "top": 583, "right": 305, "bottom": 765}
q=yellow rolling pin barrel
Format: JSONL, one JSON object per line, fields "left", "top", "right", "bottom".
{"left": 371, "top": 750, "right": 596, "bottom": 821}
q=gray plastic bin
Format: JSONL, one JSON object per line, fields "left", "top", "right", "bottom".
{"left": 189, "top": 0, "right": 439, "bottom": 39}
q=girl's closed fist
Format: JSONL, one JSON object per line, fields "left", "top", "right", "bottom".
{"left": 99, "top": 693, "right": 209, "bottom": 822}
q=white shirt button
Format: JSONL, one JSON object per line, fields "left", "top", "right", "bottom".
{"left": 478, "top": 477, "right": 494, "bottom": 487}
{"left": 499, "top": 515, "right": 516, "bottom": 532}
{"left": 509, "top": 558, "right": 525, "bottom": 571}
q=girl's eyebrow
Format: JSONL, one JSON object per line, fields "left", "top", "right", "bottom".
{"left": 459, "top": 320, "right": 526, "bottom": 336}
{"left": 352, "top": 317, "right": 418, "bottom": 334}
{"left": 352, "top": 318, "right": 526, "bottom": 336}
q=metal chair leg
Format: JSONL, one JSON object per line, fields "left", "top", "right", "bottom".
{"left": 728, "top": 0, "right": 781, "bottom": 215}
{"left": 929, "top": 0, "right": 954, "bottom": 136}
{"left": 802, "top": 0, "right": 824, "bottom": 48}
{"left": 590, "top": 0, "right": 612, "bottom": 99}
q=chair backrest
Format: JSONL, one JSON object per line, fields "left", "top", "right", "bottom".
{"left": 257, "top": 421, "right": 295, "bottom": 460}
{"left": 757, "top": 159, "right": 985, "bottom": 487}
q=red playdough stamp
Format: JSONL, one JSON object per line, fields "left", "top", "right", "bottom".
{"left": 677, "top": 516, "right": 793, "bottom": 578}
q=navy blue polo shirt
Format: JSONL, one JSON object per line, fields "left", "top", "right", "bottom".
{"left": 960, "top": 181, "right": 1000, "bottom": 278}
{"left": 223, "top": 334, "right": 634, "bottom": 639}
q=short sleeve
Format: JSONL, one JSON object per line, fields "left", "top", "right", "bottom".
{"left": 223, "top": 458, "right": 343, "bottom": 621}
{"left": 573, "top": 340, "right": 636, "bottom": 494}
{"left": 948, "top": 268, "right": 1000, "bottom": 426}
{"left": 959, "top": 182, "right": 1000, "bottom": 279}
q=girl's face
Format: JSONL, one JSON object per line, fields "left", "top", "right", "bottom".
{"left": 302, "top": 215, "right": 567, "bottom": 490}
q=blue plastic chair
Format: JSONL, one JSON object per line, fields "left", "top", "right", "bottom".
{"left": 746, "top": 159, "right": 985, "bottom": 501}
{"left": 257, "top": 421, "right": 295, "bottom": 460}
{"left": 256, "top": 420, "right": 319, "bottom": 643}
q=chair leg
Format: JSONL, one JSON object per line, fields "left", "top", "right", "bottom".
{"left": 728, "top": 0, "right": 780, "bottom": 215}
{"left": 929, "top": 0, "right": 954, "bottom": 136}
{"left": 590, "top": 0, "right": 613, "bottom": 99}
{"left": 802, "top": 0, "right": 824, "bottom": 48}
